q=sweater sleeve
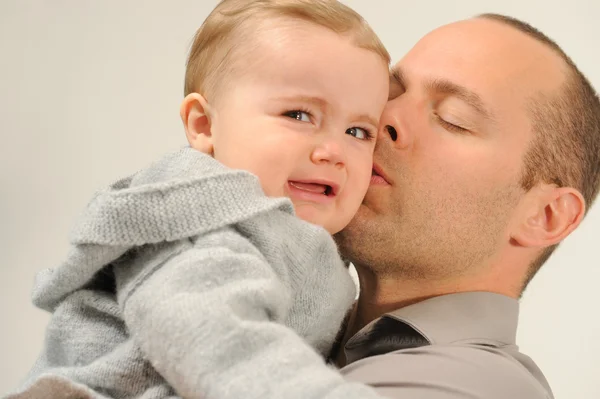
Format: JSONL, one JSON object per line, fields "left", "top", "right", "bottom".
{"left": 116, "top": 227, "right": 387, "bottom": 399}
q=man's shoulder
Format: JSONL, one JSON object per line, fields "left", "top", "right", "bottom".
{"left": 341, "top": 343, "right": 553, "bottom": 399}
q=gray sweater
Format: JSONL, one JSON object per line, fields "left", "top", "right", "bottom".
{"left": 8, "top": 148, "right": 382, "bottom": 399}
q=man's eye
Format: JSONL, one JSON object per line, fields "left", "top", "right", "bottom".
{"left": 346, "top": 127, "right": 373, "bottom": 140}
{"left": 284, "top": 110, "right": 311, "bottom": 122}
{"left": 435, "top": 114, "right": 468, "bottom": 134}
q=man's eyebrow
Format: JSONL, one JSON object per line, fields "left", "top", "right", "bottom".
{"left": 390, "top": 67, "right": 406, "bottom": 90}
{"left": 425, "top": 78, "right": 496, "bottom": 122}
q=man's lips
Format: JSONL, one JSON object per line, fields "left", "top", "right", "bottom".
{"left": 371, "top": 164, "right": 391, "bottom": 185}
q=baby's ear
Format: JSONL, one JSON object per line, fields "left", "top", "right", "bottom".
{"left": 180, "top": 93, "right": 215, "bottom": 155}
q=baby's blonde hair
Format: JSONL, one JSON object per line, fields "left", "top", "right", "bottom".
{"left": 184, "top": 0, "right": 390, "bottom": 101}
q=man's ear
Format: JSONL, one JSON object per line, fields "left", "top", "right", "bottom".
{"left": 511, "top": 185, "right": 585, "bottom": 248}
{"left": 180, "top": 93, "right": 215, "bottom": 155}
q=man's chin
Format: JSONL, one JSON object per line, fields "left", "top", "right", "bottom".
{"left": 354, "top": 202, "right": 378, "bottom": 220}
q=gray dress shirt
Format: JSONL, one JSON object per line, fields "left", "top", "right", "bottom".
{"left": 339, "top": 292, "right": 554, "bottom": 398}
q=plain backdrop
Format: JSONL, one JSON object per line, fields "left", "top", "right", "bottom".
{"left": 1, "top": 0, "right": 599, "bottom": 397}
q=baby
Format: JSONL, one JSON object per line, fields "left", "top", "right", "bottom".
{"left": 10, "top": 1, "right": 389, "bottom": 398}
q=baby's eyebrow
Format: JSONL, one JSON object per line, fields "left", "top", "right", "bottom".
{"left": 272, "top": 95, "right": 330, "bottom": 113}
{"left": 351, "top": 113, "right": 379, "bottom": 128}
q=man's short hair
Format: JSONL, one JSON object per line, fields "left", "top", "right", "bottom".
{"left": 480, "top": 14, "right": 600, "bottom": 289}
{"left": 184, "top": 0, "right": 390, "bottom": 102}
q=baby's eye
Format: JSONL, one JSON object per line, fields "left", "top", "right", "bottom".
{"left": 284, "top": 110, "right": 311, "bottom": 122}
{"left": 346, "top": 127, "right": 372, "bottom": 140}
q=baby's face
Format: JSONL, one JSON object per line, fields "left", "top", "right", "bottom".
{"left": 207, "top": 23, "right": 389, "bottom": 234}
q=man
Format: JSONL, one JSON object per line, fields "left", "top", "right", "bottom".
{"left": 331, "top": 13, "right": 600, "bottom": 398}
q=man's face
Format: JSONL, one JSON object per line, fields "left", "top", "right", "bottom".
{"left": 336, "top": 18, "right": 567, "bottom": 279}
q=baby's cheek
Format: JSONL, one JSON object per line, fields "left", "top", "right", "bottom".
{"left": 339, "top": 168, "right": 371, "bottom": 222}
{"left": 341, "top": 189, "right": 366, "bottom": 225}
{"left": 259, "top": 179, "right": 282, "bottom": 198}
{"left": 352, "top": 164, "right": 374, "bottom": 198}
{"left": 260, "top": 170, "right": 288, "bottom": 198}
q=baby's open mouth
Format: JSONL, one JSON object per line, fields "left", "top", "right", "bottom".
{"left": 289, "top": 181, "right": 335, "bottom": 196}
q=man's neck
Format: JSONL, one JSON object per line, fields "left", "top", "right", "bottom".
{"left": 353, "top": 269, "right": 459, "bottom": 330}
{"left": 334, "top": 271, "right": 445, "bottom": 366}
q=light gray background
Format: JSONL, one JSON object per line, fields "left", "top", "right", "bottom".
{"left": 1, "top": 1, "right": 598, "bottom": 397}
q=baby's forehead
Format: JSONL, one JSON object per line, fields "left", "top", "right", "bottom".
{"left": 225, "top": 18, "right": 356, "bottom": 67}
{"left": 212, "top": 20, "right": 386, "bottom": 98}
{"left": 185, "top": 3, "right": 390, "bottom": 100}
{"left": 213, "top": 31, "right": 388, "bottom": 128}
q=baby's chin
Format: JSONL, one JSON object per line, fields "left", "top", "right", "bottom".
{"left": 294, "top": 205, "right": 349, "bottom": 235}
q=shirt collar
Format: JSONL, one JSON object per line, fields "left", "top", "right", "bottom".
{"left": 344, "top": 292, "right": 519, "bottom": 363}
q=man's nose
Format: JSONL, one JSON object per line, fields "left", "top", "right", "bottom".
{"left": 377, "top": 100, "right": 412, "bottom": 149}
{"left": 386, "top": 125, "right": 398, "bottom": 141}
